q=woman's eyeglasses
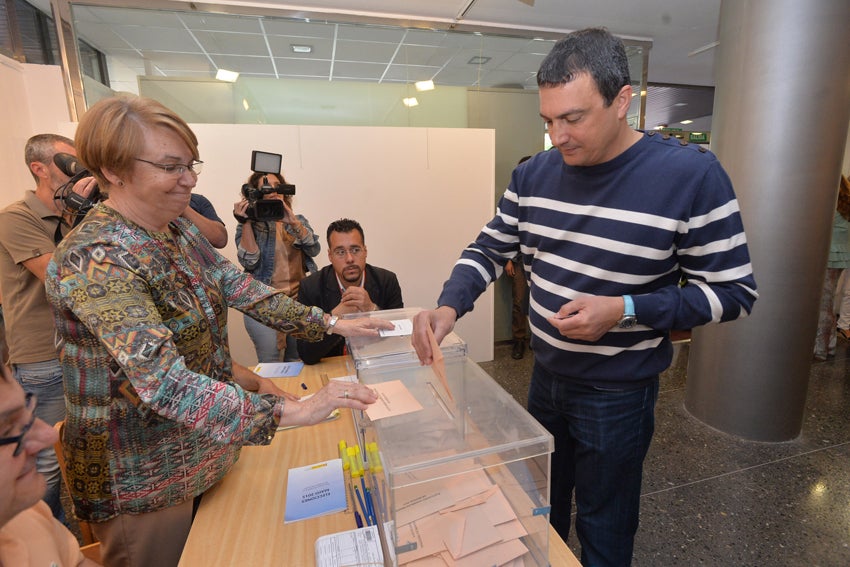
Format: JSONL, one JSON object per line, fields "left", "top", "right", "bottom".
{"left": 0, "top": 393, "right": 38, "bottom": 457}
{"left": 135, "top": 158, "right": 204, "bottom": 176}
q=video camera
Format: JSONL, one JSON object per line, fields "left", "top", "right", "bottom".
{"left": 53, "top": 153, "right": 101, "bottom": 228}
{"left": 239, "top": 151, "right": 296, "bottom": 222}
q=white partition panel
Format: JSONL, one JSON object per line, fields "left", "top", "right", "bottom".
{"left": 190, "top": 124, "right": 495, "bottom": 363}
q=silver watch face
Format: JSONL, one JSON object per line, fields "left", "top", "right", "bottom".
{"left": 618, "top": 315, "right": 637, "bottom": 329}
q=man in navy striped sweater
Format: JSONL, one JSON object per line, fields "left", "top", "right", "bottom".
{"left": 413, "top": 28, "right": 757, "bottom": 566}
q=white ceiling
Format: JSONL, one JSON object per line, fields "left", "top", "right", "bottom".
{"left": 37, "top": 0, "right": 722, "bottom": 127}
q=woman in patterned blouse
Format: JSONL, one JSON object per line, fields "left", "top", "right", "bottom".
{"left": 44, "top": 94, "right": 392, "bottom": 567}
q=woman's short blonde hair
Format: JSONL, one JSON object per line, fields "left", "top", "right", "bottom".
{"left": 75, "top": 94, "right": 199, "bottom": 188}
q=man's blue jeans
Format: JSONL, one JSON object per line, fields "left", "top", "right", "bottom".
{"left": 14, "top": 359, "right": 66, "bottom": 523}
{"left": 528, "top": 362, "right": 658, "bottom": 567}
{"left": 243, "top": 314, "right": 299, "bottom": 362}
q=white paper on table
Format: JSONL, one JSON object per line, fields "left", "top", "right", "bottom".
{"left": 315, "top": 525, "right": 383, "bottom": 567}
{"left": 378, "top": 318, "right": 413, "bottom": 337}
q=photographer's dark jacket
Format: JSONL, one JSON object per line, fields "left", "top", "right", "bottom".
{"left": 297, "top": 264, "right": 404, "bottom": 364}
{"left": 235, "top": 215, "right": 320, "bottom": 285}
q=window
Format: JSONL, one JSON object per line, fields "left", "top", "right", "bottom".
{"left": 0, "top": 0, "right": 108, "bottom": 87}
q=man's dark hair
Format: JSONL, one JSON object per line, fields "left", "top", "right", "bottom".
{"left": 327, "top": 218, "right": 365, "bottom": 246}
{"left": 536, "top": 27, "right": 631, "bottom": 107}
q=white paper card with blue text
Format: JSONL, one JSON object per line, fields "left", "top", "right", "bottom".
{"left": 285, "top": 458, "right": 346, "bottom": 523}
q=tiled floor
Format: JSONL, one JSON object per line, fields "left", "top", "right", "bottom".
{"left": 479, "top": 339, "right": 850, "bottom": 567}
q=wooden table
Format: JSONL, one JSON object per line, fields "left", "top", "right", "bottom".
{"left": 179, "top": 356, "right": 580, "bottom": 567}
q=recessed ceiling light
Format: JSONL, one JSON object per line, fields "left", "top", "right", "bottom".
{"left": 216, "top": 69, "right": 239, "bottom": 82}
{"left": 680, "top": 119, "right": 693, "bottom": 125}
{"left": 415, "top": 80, "right": 434, "bottom": 92}
{"left": 674, "top": 102, "right": 688, "bottom": 107}
{"left": 403, "top": 97, "right": 419, "bottom": 107}
{"left": 291, "top": 44, "right": 313, "bottom": 54}
{"left": 468, "top": 56, "right": 491, "bottom": 65}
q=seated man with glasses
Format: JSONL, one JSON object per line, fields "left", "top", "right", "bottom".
{"left": 297, "top": 218, "right": 403, "bottom": 364}
{"left": 0, "top": 364, "right": 98, "bottom": 566}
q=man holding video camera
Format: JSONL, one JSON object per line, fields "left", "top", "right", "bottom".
{"left": 235, "top": 155, "right": 321, "bottom": 362}
{"left": 0, "top": 134, "right": 97, "bottom": 523}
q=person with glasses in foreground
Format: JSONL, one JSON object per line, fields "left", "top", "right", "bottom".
{"left": 0, "top": 365, "right": 99, "bottom": 566}
{"left": 44, "top": 95, "right": 393, "bottom": 567}
{"left": 297, "top": 218, "right": 403, "bottom": 364}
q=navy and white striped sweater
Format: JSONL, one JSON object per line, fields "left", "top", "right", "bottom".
{"left": 438, "top": 132, "right": 758, "bottom": 387}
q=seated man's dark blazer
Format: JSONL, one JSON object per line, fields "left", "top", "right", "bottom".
{"left": 296, "top": 264, "right": 403, "bottom": 364}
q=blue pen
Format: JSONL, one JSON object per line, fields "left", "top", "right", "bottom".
{"left": 354, "top": 510, "right": 364, "bottom": 529}
{"left": 353, "top": 484, "right": 369, "bottom": 525}
{"left": 359, "top": 477, "right": 372, "bottom": 523}
{"left": 364, "top": 487, "right": 376, "bottom": 525}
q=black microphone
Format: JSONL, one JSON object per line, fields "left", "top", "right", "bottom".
{"left": 53, "top": 152, "right": 87, "bottom": 177}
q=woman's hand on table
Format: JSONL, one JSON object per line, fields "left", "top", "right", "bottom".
{"left": 277, "top": 381, "right": 378, "bottom": 427}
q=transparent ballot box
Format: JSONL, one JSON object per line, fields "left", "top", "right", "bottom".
{"left": 346, "top": 308, "right": 554, "bottom": 566}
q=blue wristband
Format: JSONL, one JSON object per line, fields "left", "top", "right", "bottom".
{"left": 622, "top": 295, "right": 635, "bottom": 317}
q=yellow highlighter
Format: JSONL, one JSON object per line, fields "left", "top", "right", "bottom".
{"left": 367, "top": 442, "right": 383, "bottom": 473}
{"left": 347, "top": 446, "right": 363, "bottom": 478}
{"left": 339, "top": 440, "right": 349, "bottom": 470}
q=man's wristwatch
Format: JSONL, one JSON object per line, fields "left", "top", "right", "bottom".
{"left": 617, "top": 295, "right": 637, "bottom": 329}
{"left": 325, "top": 314, "right": 339, "bottom": 335}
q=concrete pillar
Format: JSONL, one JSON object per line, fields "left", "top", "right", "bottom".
{"left": 685, "top": 0, "right": 850, "bottom": 441}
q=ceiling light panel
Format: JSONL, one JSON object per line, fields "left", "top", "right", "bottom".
{"left": 216, "top": 68, "right": 239, "bottom": 82}
{"left": 290, "top": 44, "right": 312, "bottom": 53}
{"left": 267, "top": 36, "right": 332, "bottom": 58}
